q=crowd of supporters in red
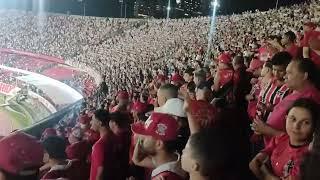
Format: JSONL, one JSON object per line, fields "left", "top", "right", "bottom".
{"left": 2, "top": 2, "right": 320, "bottom": 180}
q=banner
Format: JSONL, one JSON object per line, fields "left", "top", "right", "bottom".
{"left": 0, "top": 82, "right": 16, "bottom": 95}
{"left": 0, "top": 48, "right": 65, "bottom": 64}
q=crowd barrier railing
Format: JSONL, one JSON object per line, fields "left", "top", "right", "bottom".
{"left": 22, "top": 99, "right": 83, "bottom": 138}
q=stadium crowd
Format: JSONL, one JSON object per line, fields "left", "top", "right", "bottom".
{"left": 1, "top": 0, "right": 320, "bottom": 180}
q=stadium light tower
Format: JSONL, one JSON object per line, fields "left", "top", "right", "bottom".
{"left": 275, "top": 0, "right": 279, "bottom": 9}
{"left": 205, "top": 0, "right": 219, "bottom": 63}
{"left": 166, "top": 0, "right": 171, "bottom": 20}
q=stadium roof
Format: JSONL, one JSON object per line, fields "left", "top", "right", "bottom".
{"left": 0, "top": 65, "right": 83, "bottom": 105}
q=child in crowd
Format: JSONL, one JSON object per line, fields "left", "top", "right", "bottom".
{"left": 250, "top": 98, "right": 319, "bottom": 179}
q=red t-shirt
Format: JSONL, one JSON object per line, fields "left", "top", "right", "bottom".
{"left": 285, "top": 44, "right": 300, "bottom": 59}
{"left": 301, "top": 30, "right": 314, "bottom": 47}
{"left": 66, "top": 140, "right": 91, "bottom": 162}
{"left": 218, "top": 68, "right": 234, "bottom": 88}
{"left": 114, "top": 130, "right": 131, "bottom": 180}
{"left": 310, "top": 50, "right": 320, "bottom": 68}
{"left": 90, "top": 132, "right": 118, "bottom": 180}
{"left": 261, "top": 134, "right": 309, "bottom": 179}
{"left": 41, "top": 160, "right": 87, "bottom": 180}
{"left": 189, "top": 100, "right": 218, "bottom": 129}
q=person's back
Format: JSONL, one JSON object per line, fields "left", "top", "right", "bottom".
{"left": 234, "top": 65, "right": 252, "bottom": 107}
{"left": 114, "top": 130, "right": 132, "bottom": 179}
{"left": 91, "top": 131, "right": 119, "bottom": 180}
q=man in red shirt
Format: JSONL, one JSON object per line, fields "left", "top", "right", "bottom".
{"left": 66, "top": 127, "right": 91, "bottom": 164}
{"left": 268, "top": 31, "right": 300, "bottom": 59}
{"left": 213, "top": 53, "right": 234, "bottom": 90}
{"left": 282, "top": 31, "right": 300, "bottom": 59}
{"left": 232, "top": 55, "right": 252, "bottom": 107}
{"left": 109, "top": 112, "right": 131, "bottom": 180}
{"left": 111, "top": 90, "right": 130, "bottom": 113}
{"left": 41, "top": 136, "right": 87, "bottom": 180}
{"left": 171, "top": 73, "right": 185, "bottom": 88}
{"left": 131, "top": 112, "right": 187, "bottom": 180}
{"left": 90, "top": 109, "right": 119, "bottom": 180}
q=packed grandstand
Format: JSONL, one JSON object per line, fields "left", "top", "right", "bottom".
{"left": 0, "top": 0, "right": 320, "bottom": 180}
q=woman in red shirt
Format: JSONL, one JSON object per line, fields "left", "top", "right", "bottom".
{"left": 250, "top": 98, "right": 319, "bottom": 180}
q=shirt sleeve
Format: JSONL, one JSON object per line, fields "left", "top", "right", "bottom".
{"left": 261, "top": 134, "right": 286, "bottom": 155}
{"left": 93, "top": 142, "right": 105, "bottom": 168}
{"left": 301, "top": 31, "right": 312, "bottom": 47}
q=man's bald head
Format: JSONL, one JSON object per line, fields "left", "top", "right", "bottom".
{"left": 157, "top": 84, "right": 179, "bottom": 106}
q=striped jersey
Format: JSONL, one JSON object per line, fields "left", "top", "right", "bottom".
{"left": 256, "top": 79, "right": 291, "bottom": 121}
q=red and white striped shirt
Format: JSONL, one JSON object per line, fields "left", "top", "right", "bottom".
{"left": 256, "top": 79, "right": 291, "bottom": 121}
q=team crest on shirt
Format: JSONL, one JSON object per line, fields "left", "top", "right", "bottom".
{"left": 156, "top": 123, "right": 167, "bottom": 136}
{"left": 283, "top": 159, "right": 294, "bottom": 177}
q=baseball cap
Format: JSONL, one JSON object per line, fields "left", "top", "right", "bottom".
{"left": 247, "top": 58, "right": 264, "bottom": 72}
{"left": 218, "top": 53, "right": 232, "bottom": 64}
{"left": 132, "top": 101, "right": 148, "bottom": 113}
{"left": 117, "top": 90, "right": 129, "bottom": 100}
{"left": 0, "top": 132, "right": 44, "bottom": 175}
{"left": 131, "top": 112, "right": 179, "bottom": 141}
{"left": 154, "top": 98, "right": 187, "bottom": 118}
{"left": 171, "top": 73, "right": 184, "bottom": 83}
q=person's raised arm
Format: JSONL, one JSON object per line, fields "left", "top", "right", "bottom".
{"left": 95, "top": 167, "right": 104, "bottom": 180}
{"left": 132, "top": 137, "right": 155, "bottom": 169}
{"left": 183, "top": 93, "right": 201, "bottom": 134}
{"left": 303, "top": 47, "right": 310, "bottom": 58}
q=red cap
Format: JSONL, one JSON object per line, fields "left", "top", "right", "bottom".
{"left": 117, "top": 91, "right": 129, "bottom": 100}
{"left": 218, "top": 53, "right": 232, "bottom": 64}
{"left": 0, "top": 132, "right": 44, "bottom": 175}
{"left": 42, "top": 128, "right": 57, "bottom": 138}
{"left": 304, "top": 22, "right": 317, "bottom": 29}
{"left": 247, "top": 59, "right": 264, "bottom": 72}
{"left": 132, "top": 101, "right": 148, "bottom": 113}
{"left": 131, "top": 112, "right": 179, "bottom": 141}
{"left": 171, "top": 73, "right": 184, "bottom": 83}
{"left": 79, "top": 115, "right": 91, "bottom": 125}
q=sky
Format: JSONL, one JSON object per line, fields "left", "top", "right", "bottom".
{"left": 218, "top": 0, "right": 306, "bottom": 14}
{"left": 0, "top": 0, "right": 308, "bottom": 17}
